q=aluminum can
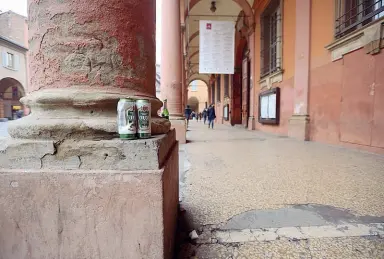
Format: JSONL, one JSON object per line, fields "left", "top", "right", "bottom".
{"left": 136, "top": 99, "right": 151, "bottom": 139}
{"left": 117, "top": 98, "right": 137, "bottom": 139}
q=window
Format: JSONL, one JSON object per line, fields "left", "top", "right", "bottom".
{"left": 260, "top": 0, "right": 282, "bottom": 78}
{"left": 216, "top": 75, "right": 221, "bottom": 102}
{"left": 335, "top": 0, "right": 384, "bottom": 39}
{"left": 7, "top": 53, "right": 14, "bottom": 68}
{"left": 191, "top": 81, "right": 197, "bottom": 91}
{"left": 2, "top": 51, "right": 19, "bottom": 70}
{"left": 224, "top": 74, "right": 229, "bottom": 97}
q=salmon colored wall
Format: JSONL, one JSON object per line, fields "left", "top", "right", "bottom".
{"left": 253, "top": 0, "right": 296, "bottom": 135}
{"left": 308, "top": 1, "right": 384, "bottom": 154}
{"left": 282, "top": 0, "right": 296, "bottom": 80}
{"left": 310, "top": 0, "right": 334, "bottom": 69}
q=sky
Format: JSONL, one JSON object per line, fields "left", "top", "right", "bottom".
{"left": 0, "top": 0, "right": 27, "bottom": 16}
{"left": 0, "top": 0, "right": 162, "bottom": 63}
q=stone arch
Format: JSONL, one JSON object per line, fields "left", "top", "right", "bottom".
{"left": 187, "top": 75, "right": 209, "bottom": 87}
{"left": 0, "top": 77, "right": 26, "bottom": 119}
{"left": 188, "top": 31, "right": 199, "bottom": 45}
{"left": 187, "top": 96, "right": 199, "bottom": 112}
{"left": 185, "top": 0, "right": 255, "bottom": 29}
{"left": 189, "top": 50, "right": 199, "bottom": 60}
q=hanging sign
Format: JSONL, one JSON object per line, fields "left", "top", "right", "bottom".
{"left": 199, "top": 20, "right": 235, "bottom": 74}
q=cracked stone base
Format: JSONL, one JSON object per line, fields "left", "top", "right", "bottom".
{"left": 0, "top": 130, "right": 179, "bottom": 259}
{"left": 8, "top": 88, "right": 171, "bottom": 140}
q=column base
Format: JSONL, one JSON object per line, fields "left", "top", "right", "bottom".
{"left": 288, "top": 114, "right": 310, "bottom": 141}
{"left": 170, "top": 118, "right": 186, "bottom": 144}
{"left": 248, "top": 116, "right": 256, "bottom": 130}
{"left": 8, "top": 88, "right": 171, "bottom": 140}
{"left": 0, "top": 130, "right": 178, "bottom": 259}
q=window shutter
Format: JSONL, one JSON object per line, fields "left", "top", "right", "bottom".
{"left": 14, "top": 54, "right": 20, "bottom": 70}
{"left": 2, "top": 51, "right": 8, "bottom": 67}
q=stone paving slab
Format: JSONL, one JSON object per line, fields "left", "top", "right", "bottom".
{"left": 178, "top": 236, "right": 384, "bottom": 259}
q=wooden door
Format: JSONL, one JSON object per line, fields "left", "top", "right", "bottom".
{"left": 242, "top": 58, "right": 250, "bottom": 127}
{"left": 231, "top": 72, "right": 242, "bottom": 124}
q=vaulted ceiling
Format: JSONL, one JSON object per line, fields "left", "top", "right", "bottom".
{"left": 184, "top": 0, "right": 254, "bottom": 85}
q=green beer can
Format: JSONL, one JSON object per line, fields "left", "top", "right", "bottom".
{"left": 117, "top": 98, "right": 137, "bottom": 139}
{"left": 136, "top": 99, "right": 151, "bottom": 139}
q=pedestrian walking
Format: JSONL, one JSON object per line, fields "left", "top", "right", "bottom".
{"left": 184, "top": 105, "right": 192, "bottom": 127}
{"left": 202, "top": 108, "right": 207, "bottom": 124}
{"left": 207, "top": 104, "right": 216, "bottom": 129}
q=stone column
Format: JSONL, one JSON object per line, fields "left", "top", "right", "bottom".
{"left": 181, "top": 32, "right": 186, "bottom": 111}
{"left": 0, "top": 1, "right": 178, "bottom": 258}
{"left": 247, "top": 30, "right": 256, "bottom": 130}
{"left": 9, "top": 0, "right": 170, "bottom": 139}
{"left": 160, "top": 0, "right": 186, "bottom": 143}
{"left": 289, "top": 0, "right": 311, "bottom": 140}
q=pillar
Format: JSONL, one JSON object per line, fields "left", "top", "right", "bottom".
{"left": 181, "top": 32, "right": 186, "bottom": 111}
{"left": 0, "top": 0, "right": 178, "bottom": 258}
{"left": 160, "top": 0, "right": 186, "bottom": 143}
{"left": 288, "top": 0, "right": 311, "bottom": 140}
{"left": 248, "top": 29, "right": 256, "bottom": 130}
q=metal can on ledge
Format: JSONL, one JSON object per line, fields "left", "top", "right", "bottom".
{"left": 117, "top": 98, "right": 137, "bottom": 139}
{"left": 136, "top": 99, "right": 151, "bottom": 139}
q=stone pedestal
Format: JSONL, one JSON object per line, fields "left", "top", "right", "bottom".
{"left": 0, "top": 0, "right": 177, "bottom": 258}
{"left": 288, "top": 115, "right": 310, "bottom": 141}
{"left": 0, "top": 131, "right": 178, "bottom": 259}
{"left": 171, "top": 118, "right": 186, "bottom": 144}
{"left": 248, "top": 116, "right": 256, "bottom": 130}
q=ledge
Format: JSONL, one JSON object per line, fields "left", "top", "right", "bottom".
{"left": 259, "top": 69, "right": 283, "bottom": 89}
{"left": 0, "top": 129, "right": 176, "bottom": 171}
{"left": 326, "top": 18, "right": 384, "bottom": 61}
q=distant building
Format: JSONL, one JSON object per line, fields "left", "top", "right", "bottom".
{"left": 187, "top": 80, "right": 208, "bottom": 113}
{"left": 0, "top": 10, "right": 28, "bottom": 120}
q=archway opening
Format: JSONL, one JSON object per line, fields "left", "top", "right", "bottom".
{"left": 0, "top": 77, "right": 26, "bottom": 120}
{"left": 187, "top": 80, "right": 208, "bottom": 113}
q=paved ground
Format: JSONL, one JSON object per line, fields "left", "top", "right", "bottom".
{"left": 177, "top": 121, "right": 384, "bottom": 258}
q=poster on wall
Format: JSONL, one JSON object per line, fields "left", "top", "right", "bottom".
{"left": 259, "top": 87, "right": 280, "bottom": 125}
{"left": 199, "top": 20, "right": 235, "bottom": 74}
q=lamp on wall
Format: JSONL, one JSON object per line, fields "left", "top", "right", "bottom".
{"left": 210, "top": 1, "right": 217, "bottom": 13}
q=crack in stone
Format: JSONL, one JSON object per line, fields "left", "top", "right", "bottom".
{"left": 78, "top": 155, "right": 83, "bottom": 168}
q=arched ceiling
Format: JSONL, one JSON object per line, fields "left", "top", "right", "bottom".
{"left": 185, "top": 0, "right": 254, "bottom": 83}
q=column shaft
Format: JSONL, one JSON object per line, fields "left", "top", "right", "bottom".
{"left": 9, "top": 0, "right": 170, "bottom": 139}
{"left": 289, "top": 0, "right": 311, "bottom": 140}
{"left": 160, "top": 0, "right": 183, "bottom": 117}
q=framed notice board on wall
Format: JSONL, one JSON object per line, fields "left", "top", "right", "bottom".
{"left": 258, "top": 87, "right": 280, "bottom": 125}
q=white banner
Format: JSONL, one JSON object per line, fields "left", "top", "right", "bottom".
{"left": 199, "top": 20, "right": 235, "bottom": 74}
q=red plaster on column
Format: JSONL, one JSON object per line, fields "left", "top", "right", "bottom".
{"left": 8, "top": 0, "right": 170, "bottom": 139}
{"left": 28, "top": 0, "right": 156, "bottom": 95}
